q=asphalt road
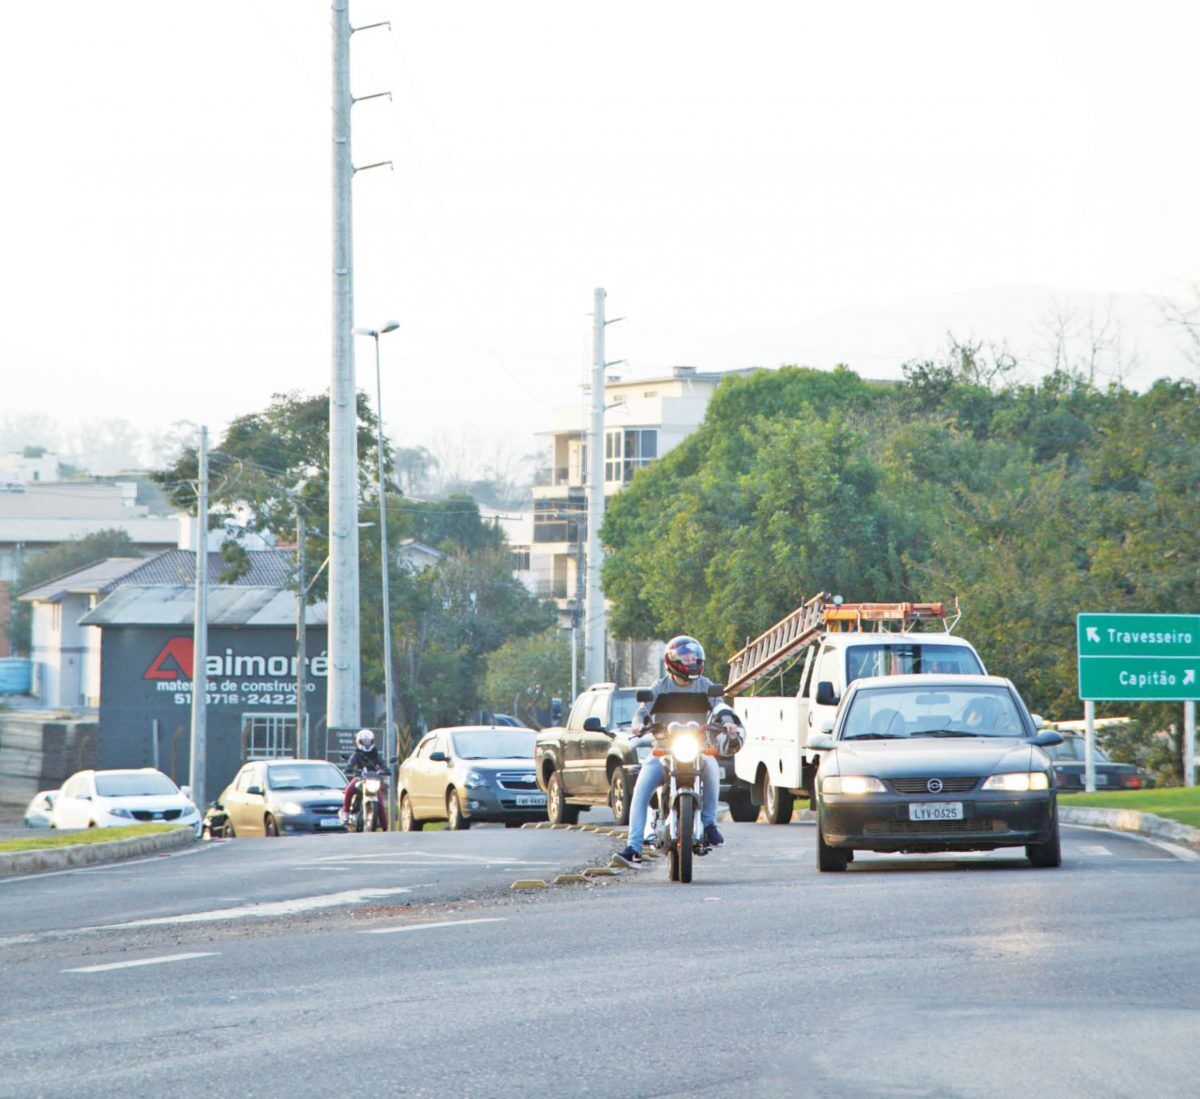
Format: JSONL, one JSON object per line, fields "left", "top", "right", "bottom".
{"left": 2, "top": 822, "right": 1197, "bottom": 1099}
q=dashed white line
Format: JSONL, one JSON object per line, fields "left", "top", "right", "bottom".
{"left": 361, "top": 917, "right": 507, "bottom": 935}
{"left": 1078, "top": 845, "right": 1114, "bottom": 857}
{"left": 65, "top": 952, "right": 218, "bottom": 974}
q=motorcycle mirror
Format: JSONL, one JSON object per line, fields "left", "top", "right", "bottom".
{"left": 706, "top": 685, "right": 725, "bottom": 698}
{"left": 636, "top": 689, "right": 653, "bottom": 703}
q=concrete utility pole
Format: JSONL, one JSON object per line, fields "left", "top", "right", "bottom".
{"left": 296, "top": 508, "right": 307, "bottom": 758}
{"left": 1185, "top": 701, "right": 1196, "bottom": 788}
{"left": 189, "top": 426, "right": 209, "bottom": 811}
{"left": 584, "top": 288, "right": 609, "bottom": 687}
{"left": 1083, "top": 700, "right": 1096, "bottom": 793}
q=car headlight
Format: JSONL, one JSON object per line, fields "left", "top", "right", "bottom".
{"left": 280, "top": 800, "right": 305, "bottom": 815}
{"left": 465, "top": 770, "right": 488, "bottom": 789}
{"left": 981, "top": 772, "right": 1050, "bottom": 792}
{"left": 107, "top": 806, "right": 133, "bottom": 819}
{"left": 670, "top": 733, "right": 700, "bottom": 763}
{"left": 822, "top": 775, "right": 886, "bottom": 795}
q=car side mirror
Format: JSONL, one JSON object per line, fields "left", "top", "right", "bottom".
{"left": 815, "top": 681, "right": 839, "bottom": 707}
{"left": 1033, "top": 731, "right": 1064, "bottom": 748}
{"left": 808, "top": 730, "right": 835, "bottom": 751}
{"left": 582, "top": 717, "right": 605, "bottom": 733}
{"left": 706, "top": 684, "right": 725, "bottom": 698}
{"left": 429, "top": 751, "right": 449, "bottom": 763}
{"left": 246, "top": 785, "right": 263, "bottom": 796}
{"left": 636, "top": 689, "right": 653, "bottom": 703}
{"left": 79, "top": 793, "right": 92, "bottom": 801}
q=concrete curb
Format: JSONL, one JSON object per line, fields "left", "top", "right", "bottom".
{"left": 1059, "top": 806, "right": 1200, "bottom": 851}
{"left": 0, "top": 826, "right": 196, "bottom": 877}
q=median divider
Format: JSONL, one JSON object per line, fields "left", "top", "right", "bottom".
{"left": 1059, "top": 806, "right": 1200, "bottom": 851}
{"left": 510, "top": 879, "right": 548, "bottom": 891}
{"left": 0, "top": 825, "right": 196, "bottom": 877}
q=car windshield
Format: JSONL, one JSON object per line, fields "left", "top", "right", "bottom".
{"left": 611, "top": 691, "right": 639, "bottom": 729}
{"left": 840, "top": 685, "right": 1029, "bottom": 740}
{"left": 451, "top": 729, "right": 536, "bottom": 760}
{"left": 95, "top": 772, "right": 179, "bottom": 797}
{"left": 845, "top": 643, "right": 984, "bottom": 685}
{"left": 267, "top": 763, "right": 346, "bottom": 790}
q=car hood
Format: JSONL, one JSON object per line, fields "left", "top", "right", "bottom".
{"left": 829, "top": 738, "right": 1034, "bottom": 776}
{"left": 454, "top": 758, "right": 536, "bottom": 771}
{"left": 267, "top": 787, "right": 345, "bottom": 804}
{"left": 98, "top": 793, "right": 194, "bottom": 812}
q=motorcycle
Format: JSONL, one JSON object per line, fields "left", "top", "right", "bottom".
{"left": 347, "top": 769, "right": 388, "bottom": 832}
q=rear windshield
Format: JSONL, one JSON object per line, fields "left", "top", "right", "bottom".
{"left": 846, "top": 643, "right": 984, "bottom": 684}
{"left": 95, "top": 772, "right": 179, "bottom": 797}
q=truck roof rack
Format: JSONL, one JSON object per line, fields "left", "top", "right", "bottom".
{"left": 724, "top": 593, "right": 957, "bottom": 696}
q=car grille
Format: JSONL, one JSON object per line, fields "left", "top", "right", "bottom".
{"left": 131, "top": 808, "right": 183, "bottom": 821}
{"left": 862, "top": 818, "right": 1006, "bottom": 836}
{"left": 309, "top": 803, "right": 342, "bottom": 815}
{"left": 496, "top": 773, "right": 538, "bottom": 791}
{"left": 890, "top": 776, "right": 980, "bottom": 794}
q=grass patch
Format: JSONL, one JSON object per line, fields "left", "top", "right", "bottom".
{"left": 0, "top": 824, "right": 179, "bottom": 854}
{"left": 1060, "top": 787, "right": 1200, "bottom": 829}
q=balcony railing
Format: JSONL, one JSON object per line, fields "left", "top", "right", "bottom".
{"left": 533, "top": 466, "right": 572, "bottom": 487}
{"left": 534, "top": 580, "right": 570, "bottom": 599}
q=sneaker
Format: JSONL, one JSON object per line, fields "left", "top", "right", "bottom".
{"left": 703, "top": 824, "right": 725, "bottom": 847}
{"left": 611, "top": 846, "right": 643, "bottom": 868}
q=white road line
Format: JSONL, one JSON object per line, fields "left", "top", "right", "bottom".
{"left": 1065, "top": 823, "right": 1200, "bottom": 861}
{"left": 65, "top": 952, "right": 218, "bottom": 974}
{"left": 361, "top": 917, "right": 507, "bottom": 935}
{"left": 1078, "top": 845, "right": 1114, "bottom": 857}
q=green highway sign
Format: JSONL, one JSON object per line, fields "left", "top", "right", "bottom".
{"left": 1077, "top": 613, "right": 1200, "bottom": 701}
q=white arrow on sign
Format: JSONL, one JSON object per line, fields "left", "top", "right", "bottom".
{"left": 1185, "top": 670, "right": 1196, "bottom": 686}
{"left": 1086, "top": 627, "right": 1100, "bottom": 644}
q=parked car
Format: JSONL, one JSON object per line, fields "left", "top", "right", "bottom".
{"left": 23, "top": 789, "right": 58, "bottom": 828}
{"left": 535, "top": 682, "right": 743, "bottom": 825}
{"left": 51, "top": 769, "right": 201, "bottom": 836}
{"left": 398, "top": 725, "right": 541, "bottom": 830}
{"left": 217, "top": 759, "right": 348, "bottom": 837}
{"left": 490, "top": 713, "right": 522, "bottom": 727}
{"left": 810, "top": 674, "right": 1064, "bottom": 870}
{"left": 1044, "top": 733, "right": 1153, "bottom": 791}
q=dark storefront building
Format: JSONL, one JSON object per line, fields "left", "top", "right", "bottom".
{"left": 80, "top": 585, "right": 329, "bottom": 798}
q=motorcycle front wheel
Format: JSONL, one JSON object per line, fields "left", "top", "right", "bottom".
{"left": 676, "top": 797, "right": 694, "bottom": 884}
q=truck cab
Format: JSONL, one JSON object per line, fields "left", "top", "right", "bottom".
{"left": 732, "top": 618, "right": 986, "bottom": 823}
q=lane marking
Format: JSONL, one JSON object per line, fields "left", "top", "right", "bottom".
{"left": 1078, "top": 845, "right": 1114, "bottom": 857}
{"left": 65, "top": 952, "right": 218, "bottom": 974}
{"left": 360, "top": 917, "right": 507, "bottom": 935}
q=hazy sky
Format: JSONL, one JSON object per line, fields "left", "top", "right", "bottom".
{"left": 2, "top": 1, "right": 1197, "bottom": 464}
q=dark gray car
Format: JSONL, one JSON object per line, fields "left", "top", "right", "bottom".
{"left": 398, "top": 726, "right": 542, "bottom": 830}
{"left": 218, "top": 759, "right": 348, "bottom": 837}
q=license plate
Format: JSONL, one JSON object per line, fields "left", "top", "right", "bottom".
{"left": 320, "top": 817, "right": 344, "bottom": 828}
{"left": 515, "top": 794, "right": 546, "bottom": 807}
{"left": 909, "top": 801, "right": 963, "bottom": 821}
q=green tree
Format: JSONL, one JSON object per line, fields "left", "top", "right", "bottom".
{"left": 483, "top": 629, "right": 573, "bottom": 728}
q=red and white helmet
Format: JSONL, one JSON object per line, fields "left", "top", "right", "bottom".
{"left": 355, "top": 728, "right": 375, "bottom": 751}
{"left": 664, "top": 636, "right": 705, "bottom": 681}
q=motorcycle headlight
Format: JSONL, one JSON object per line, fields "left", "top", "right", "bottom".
{"left": 822, "top": 775, "right": 886, "bottom": 795}
{"left": 280, "top": 800, "right": 305, "bottom": 815}
{"left": 981, "top": 772, "right": 1050, "bottom": 792}
{"left": 465, "top": 769, "right": 488, "bottom": 789}
{"left": 670, "top": 733, "right": 701, "bottom": 764}
{"left": 364, "top": 779, "right": 382, "bottom": 795}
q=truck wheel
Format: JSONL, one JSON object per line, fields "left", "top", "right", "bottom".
{"left": 725, "top": 789, "right": 758, "bottom": 823}
{"left": 816, "top": 813, "right": 850, "bottom": 872}
{"left": 446, "top": 789, "right": 471, "bottom": 830}
{"left": 608, "top": 769, "right": 631, "bottom": 826}
{"left": 399, "top": 793, "right": 423, "bottom": 832}
{"left": 546, "top": 772, "right": 581, "bottom": 825}
{"left": 761, "top": 774, "right": 794, "bottom": 825}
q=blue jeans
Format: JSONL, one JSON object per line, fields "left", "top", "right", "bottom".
{"left": 626, "top": 754, "right": 720, "bottom": 853}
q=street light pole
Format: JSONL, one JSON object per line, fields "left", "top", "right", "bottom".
{"left": 356, "top": 321, "right": 400, "bottom": 827}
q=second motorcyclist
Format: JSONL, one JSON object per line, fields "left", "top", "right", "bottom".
{"left": 340, "top": 728, "right": 389, "bottom": 828}
{"left": 613, "top": 636, "right": 743, "bottom": 867}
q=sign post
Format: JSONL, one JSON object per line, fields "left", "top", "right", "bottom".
{"left": 1077, "top": 613, "right": 1200, "bottom": 791}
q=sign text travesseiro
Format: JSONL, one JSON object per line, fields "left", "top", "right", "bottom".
{"left": 1077, "top": 613, "right": 1200, "bottom": 701}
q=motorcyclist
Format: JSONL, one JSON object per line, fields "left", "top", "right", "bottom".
{"left": 613, "top": 636, "right": 743, "bottom": 867}
{"left": 339, "top": 728, "right": 388, "bottom": 828}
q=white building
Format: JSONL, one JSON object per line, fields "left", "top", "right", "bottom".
{"left": 531, "top": 365, "right": 737, "bottom": 661}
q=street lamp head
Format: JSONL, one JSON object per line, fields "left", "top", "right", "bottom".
{"left": 380, "top": 320, "right": 400, "bottom": 334}
{"left": 353, "top": 326, "right": 378, "bottom": 338}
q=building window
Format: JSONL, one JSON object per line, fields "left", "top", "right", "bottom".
{"left": 511, "top": 548, "right": 531, "bottom": 571}
{"left": 606, "top": 429, "right": 658, "bottom": 483}
{"left": 533, "top": 499, "right": 584, "bottom": 544}
{"left": 242, "top": 714, "right": 300, "bottom": 760}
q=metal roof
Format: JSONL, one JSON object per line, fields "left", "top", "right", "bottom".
{"left": 119, "top": 549, "right": 296, "bottom": 588}
{"left": 19, "top": 557, "right": 146, "bottom": 603}
{"left": 79, "top": 585, "right": 328, "bottom": 628}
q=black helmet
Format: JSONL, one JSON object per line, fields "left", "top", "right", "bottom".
{"left": 664, "top": 636, "right": 705, "bottom": 681}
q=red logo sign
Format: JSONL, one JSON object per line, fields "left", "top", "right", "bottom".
{"left": 144, "top": 637, "right": 194, "bottom": 680}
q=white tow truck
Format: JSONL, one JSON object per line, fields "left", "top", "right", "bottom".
{"left": 727, "top": 593, "right": 987, "bottom": 823}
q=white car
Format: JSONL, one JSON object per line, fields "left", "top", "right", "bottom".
{"left": 23, "top": 789, "right": 58, "bottom": 828}
{"left": 51, "top": 768, "right": 201, "bottom": 836}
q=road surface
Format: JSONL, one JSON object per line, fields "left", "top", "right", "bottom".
{"left": 2, "top": 822, "right": 1196, "bottom": 1098}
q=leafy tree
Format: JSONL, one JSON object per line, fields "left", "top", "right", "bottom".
{"left": 484, "top": 629, "right": 573, "bottom": 728}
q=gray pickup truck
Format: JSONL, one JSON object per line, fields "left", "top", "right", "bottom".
{"left": 535, "top": 682, "right": 751, "bottom": 825}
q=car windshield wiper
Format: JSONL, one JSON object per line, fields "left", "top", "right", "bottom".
{"left": 271, "top": 784, "right": 300, "bottom": 790}
{"left": 913, "top": 729, "right": 981, "bottom": 738}
{"left": 302, "top": 784, "right": 335, "bottom": 789}
{"left": 842, "top": 733, "right": 907, "bottom": 741}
